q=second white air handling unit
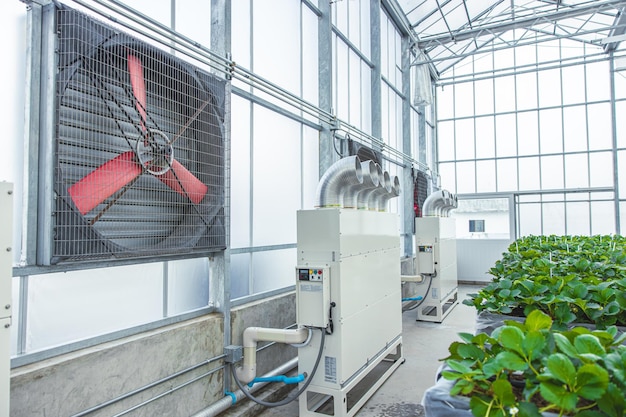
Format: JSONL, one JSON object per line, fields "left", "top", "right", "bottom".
{"left": 296, "top": 207, "right": 404, "bottom": 417}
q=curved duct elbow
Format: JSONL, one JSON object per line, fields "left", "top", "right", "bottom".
{"left": 344, "top": 160, "right": 380, "bottom": 209}
{"left": 367, "top": 171, "right": 392, "bottom": 211}
{"left": 423, "top": 189, "right": 457, "bottom": 217}
{"left": 315, "top": 156, "right": 363, "bottom": 208}
{"left": 378, "top": 175, "right": 401, "bottom": 211}
{"left": 356, "top": 163, "right": 383, "bottom": 209}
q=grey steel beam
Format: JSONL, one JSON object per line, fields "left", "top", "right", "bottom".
{"left": 402, "top": 35, "right": 413, "bottom": 257}
{"left": 371, "top": 0, "right": 382, "bottom": 141}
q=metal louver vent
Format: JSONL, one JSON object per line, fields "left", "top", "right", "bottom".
{"left": 50, "top": 4, "right": 227, "bottom": 264}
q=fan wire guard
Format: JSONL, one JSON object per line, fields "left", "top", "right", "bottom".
{"left": 52, "top": 4, "right": 228, "bottom": 264}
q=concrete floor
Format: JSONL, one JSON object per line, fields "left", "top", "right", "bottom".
{"left": 256, "top": 284, "right": 481, "bottom": 417}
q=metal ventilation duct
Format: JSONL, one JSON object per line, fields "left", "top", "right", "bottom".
{"left": 356, "top": 163, "right": 384, "bottom": 210}
{"left": 315, "top": 156, "right": 363, "bottom": 208}
{"left": 344, "top": 160, "right": 380, "bottom": 209}
{"left": 379, "top": 175, "right": 401, "bottom": 211}
{"left": 422, "top": 190, "right": 457, "bottom": 217}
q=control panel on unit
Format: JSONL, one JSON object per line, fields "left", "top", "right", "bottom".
{"left": 296, "top": 266, "right": 330, "bottom": 328}
{"left": 417, "top": 245, "right": 435, "bottom": 275}
{"left": 298, "top": 268, "right": 325, "bottom": 282}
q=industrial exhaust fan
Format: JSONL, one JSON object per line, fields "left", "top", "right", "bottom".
{"left": 46, "top": 3, "right": 227, "bottom": 264}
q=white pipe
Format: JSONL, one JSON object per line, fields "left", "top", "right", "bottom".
{"left": 190, "top": 358, "right": 298, "bottom": 417}
{"left": 315, "top": 156, "right": 363, "bottom": 208}
{"left": 235, "top": 327, "right": 309, "bottom": 384}
{"left": 400, "top": 274, "right": 424, "bottom": 283}
{"left": 344, "top": 160, "right": 379, "bottom": 209}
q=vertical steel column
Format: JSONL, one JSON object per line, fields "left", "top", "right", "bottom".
{"left": 370, "top": 0, "right": 382, "bottom": 141}
{"left": 401, "top": 36, "right": 414, "bottom": 256}
{"left": 210, "top": 0, "right": 233, "bottom": 392}
{"left": 318, "top": 0, "right": 334, "bottom": 176}
{"left": 609, "top": 52, "right": 621, "bottom": 234}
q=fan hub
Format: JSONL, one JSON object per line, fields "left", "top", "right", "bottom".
{"left": 135, "top": 129, "right": 174, "bottom": 176}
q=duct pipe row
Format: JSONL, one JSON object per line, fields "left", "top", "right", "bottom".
{"left": 315, "top": 156, "right": 401, "bottom": 211}
{"left": 421, "top": 189, "right": 458, "bottom": 217}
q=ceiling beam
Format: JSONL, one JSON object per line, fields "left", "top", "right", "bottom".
{"left": 417, "top": 0, "right": 626, "bottom": 48}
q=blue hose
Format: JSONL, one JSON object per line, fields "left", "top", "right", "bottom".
{"left": 247, "top": 373, "right": 306, "bottom": 387}
{"left": 402, "top": 296, "right": 423, "bottom": 301}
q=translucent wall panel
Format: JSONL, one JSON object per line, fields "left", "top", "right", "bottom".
{"left": 518, "top": 203, "right": 542, "bottom": 236}
{"left": 252, "top": 248, "right": 297, "bottom": 293}
{"left": 361, "top": 62, "right": 372, "bottom": 135}
{"left": 516, "top": 73, "right": 538, "bottom": 111}
{"left": 335, "top": 38, "right": 350, "bottom": 122}
{"left": 537, "top": 68, "right": 561, "bottom": 108}
{"left": 563, "top": 106, "right": 588, "bottom": 152}
{"left": 474, "top": 79, "right": 494, "bottom": 115}
{"left": 566, "top": 202, "right": 591, "bottom": 235}
{"left": 303, "top": 126, "right": 320, "bottom": 209}
{"left": 125, "top": 0, "right": 170, "bottom": 25}
{"left": 476, "top": 160, "right": 496, "bottom": 192}
{"left": 231, "top": 253, "right": 251, "bottom": 299}
{"left": 539, "top": 108, "right": 563, "bottom": 154}
{"left": 252, "top": 106, "right": 301, "bottom": 246}
{"left": 495, "top": 114, "right": 516, "bottom": 157}
{"left": 518, "top": 157, "right": 540, "bottom": 191}
{"left": 587, "top": 103, "right": 612, "bottom": 151}
{"left": 253, "top": 0, "right": 301, "bottom": 95}
{"left": 494, "top": 76, "right": 515, "bottom": 113}
{"left": 455, "top": 119, "right": 475, "bottom": 160}
{"left": 437, "top": 86, "right": 454, "bottom": 119}
{"left": 349, "top": 51, "right": 362, "bottom": 126}
{"left": 231, "top": 0, "right": 251, "bottom": 71}
{"left": 589, "top": 152, "right": 614, "bottom": 187}
{"left": 333, "top": 0, "right": 369, "bottom": 56}
{"left": 175, "top": 0, "right": 210, "bottom": 48}
{"left": 231, "top": 95, "right": 251, "bottom": 248}
{"left": 26, "top": 264, "right": 163, "bottom": 351}
{"left": 586, "top": 61, "right": 611, "bottom": 102}
{"left": 454, "top": 82, "right": 474, "bottom": 118}
{"left": 497, "top": 158, "right": 518, "bottom": 192}
{"left": 517, "top": 111, "right": 539, "bottom": 156}
{"left": 302, "top": 8, "right": 319, "bottom": 105}
{"left": 542, "top": 202, "right": 565, "bottom": 235}
{"left": 438, "top": 162, "right": 456, "bottom": 192}
{"left": 561, "top": 65, "right": 586, "bottom": 105}
{"left": 591, "top": 201, "right": 615, "bottom": 234}
{"left": 540, "top": 155, "right": 564, "bottom": 190}
{"left": 564, "top": 153, "right": 589, "bottom": 188}
{"left": 167, "top": 258, "right": 209, "bottom": 315}
{"left": 475, "top": 116, "right": 495, "bottom": 158}
{"left": 456, "top": 161, "right": 476, "bottom": 194}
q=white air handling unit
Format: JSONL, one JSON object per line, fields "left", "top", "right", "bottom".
{"left": 296, "top": 156, "right": 403, "bottom": 417}
{"left": 414, "top": 189, "right": 459, "bottom": 322}
{"left": 231, "top": 156, "right": 403, "bottom": 417}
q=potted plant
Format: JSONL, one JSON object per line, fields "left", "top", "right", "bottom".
{"left": 464, "top": 235, "right": 626, "bottom": 332}
{"left": 422, "top": 310, "right": 626, "bottom": 417}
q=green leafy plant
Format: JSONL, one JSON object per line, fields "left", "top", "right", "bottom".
{"left": 442, "top": 310, "right": 626, "bottom": 417}
{"left": 464, "top": 235, "right": 626, "bottom": 328}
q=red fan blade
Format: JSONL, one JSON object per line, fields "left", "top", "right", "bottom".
{"left": 158, "top": 160, "right": 208, "bottom": 204}
{"left": 128, "top": 53, "right": 147, "bottom": 131}
{"left": 68, "top": 151, "right": 143, "bottom": 215}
